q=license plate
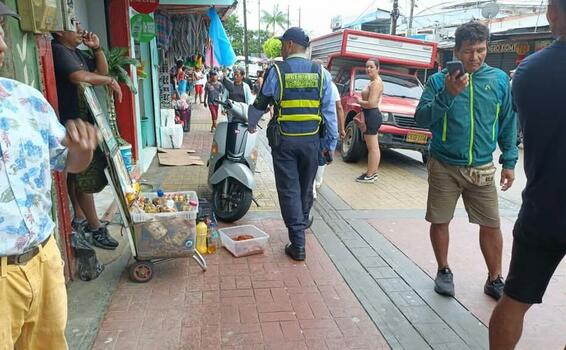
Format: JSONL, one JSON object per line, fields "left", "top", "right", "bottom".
{"left": 406, "top": 132, "right": 428, "bottom": 144}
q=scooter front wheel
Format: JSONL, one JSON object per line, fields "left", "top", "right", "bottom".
{"left": 213, "top": 178, "right": 253, "bottom": 223}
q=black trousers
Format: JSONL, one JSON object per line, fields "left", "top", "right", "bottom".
{"left": 272, "top": 139, "right": 320, "bottom": 247}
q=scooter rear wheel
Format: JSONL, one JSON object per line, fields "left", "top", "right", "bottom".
{"left": 213, "top": 178, "right": 253, "bottom": 223}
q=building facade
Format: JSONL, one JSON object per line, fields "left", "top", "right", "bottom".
{"left": 0, "top": 0, "right": 235, "bottom": 281}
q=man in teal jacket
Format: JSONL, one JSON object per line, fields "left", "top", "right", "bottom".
{"left": 416, "top": 22, "right": 518, "bottom": 300}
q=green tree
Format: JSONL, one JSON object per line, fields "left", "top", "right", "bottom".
{"left": 263, "top": 38, "right": 282, "bottom": 59}
{"left": 224, "top": 14, "right": 244, "bottom": 55}
{"left": 249, "top": 29, "right": 270, "bottom": 56}
{"left": 261, "top": 5, "right": 287, "bottom": 36}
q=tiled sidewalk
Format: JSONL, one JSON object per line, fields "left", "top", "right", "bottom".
{"left": 92, "top": 218, "right": 388, "bottom": 350}
{"left": 91, "top": 105, "right": 388, "bottom": 350}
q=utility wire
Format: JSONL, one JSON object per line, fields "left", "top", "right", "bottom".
{"left": 347, "top": 0, "right": 378, "bottom": 27}
{"left": 534, "top": 0, "right": 546, "bottom": 32}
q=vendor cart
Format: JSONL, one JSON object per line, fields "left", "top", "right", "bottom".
{"left": 82, "top": 84, "right": 206, "bottom": 283}
{"left": 104, "top": 168, "right": 207, "bottom": 283}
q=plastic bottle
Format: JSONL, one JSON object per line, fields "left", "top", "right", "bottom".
{"left": 207, "top": 217, "right": 221, "bottom": 254}
{"left": 196, "top": 219, "right": 209, "bottom": 254}
{"left": 156, "top": 189, "right": 165, "bottom": 206}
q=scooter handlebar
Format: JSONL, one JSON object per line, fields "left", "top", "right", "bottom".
{"left": 213, "top": 99, "right": 232, "bottom": 109}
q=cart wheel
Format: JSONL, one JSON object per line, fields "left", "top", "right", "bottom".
{"left": 129, "top": 261, "right": 154, "bottom": 283}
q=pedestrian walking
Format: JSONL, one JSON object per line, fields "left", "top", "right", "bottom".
{"left": 194, "top": 66, "right": 206, "bottom": 104}
{"left": 0, "top": 4, "right": 98, "bottom": 348}
{"left": 177, "top": 66, "right": 188, "bottom": 96}
{"left": 247, "top": 27, "right": 338, "bottom": 261}
{"left": 204, "top": 70, "right": 224, "bottom": 132}
{"left": 489, "top": 0, "right": 566, "bottom": 347}
{"left": 170, "top": 59, "right": 183, "bottom": 92}
{"left": 186, "top": 67, "right": 196, "bottom": 96}
{"left": 221, "top": 67, "right": 254, "bottom": 104}
{"left": 52, "top": 22, "right": 121, "bottom": 250}
{"left": 254, "top": 70, "right": 264, "bottom": 95}
{"left": 415, "top": 21, "right": 518, "bottom": 300}
{"left": 355, "top": 58, "right": 384, "bottom": 183}
{"left": 313, "top": 77, "right": 344, "bottom": 199}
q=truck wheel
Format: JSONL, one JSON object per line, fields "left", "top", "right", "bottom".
{"left": 341, "top": 121, "right": 365, "bottom": 163}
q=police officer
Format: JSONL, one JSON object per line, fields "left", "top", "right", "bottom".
{"left": 247, "top": 27, "right": 338, "bottom": 261}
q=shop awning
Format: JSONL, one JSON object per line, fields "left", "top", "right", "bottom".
{"left": 159, "top": 0, "right": 237, "bottom": 18}
{"left": 161, "top": 0, "right": 235, "bottom": 5}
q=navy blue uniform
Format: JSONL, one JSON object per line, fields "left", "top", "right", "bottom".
{"left": 248, "top": 54, "right": 337, "bottom": 247}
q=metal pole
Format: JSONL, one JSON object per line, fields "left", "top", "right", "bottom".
{"left": 258, "top": 0, "right": 261, "bottom": 56}
{"left": 299, "top": 7, "right": 301, "bottom": 27}
{"left": 243, "top": 0, "right": 249, "bottom": 76}
{"left": 408, "top": 0, "right": 415, "bottom": 36}
{"left": 287, "top": 5, "right": 290, "bottom": 29}
{"left": 390, "top": 0, "right": 399, "bottom": 35}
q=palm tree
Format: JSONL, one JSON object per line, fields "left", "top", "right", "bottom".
{"left": 261, "top": 5, "right": 287, "bottom": 36}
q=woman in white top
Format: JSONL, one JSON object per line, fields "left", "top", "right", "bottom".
{"left": 194, "top": 67, "right": 207, "bottom": 104}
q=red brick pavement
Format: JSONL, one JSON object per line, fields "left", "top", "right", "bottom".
{"left": 92, "top": 219, "right": 389, "bottom": 350}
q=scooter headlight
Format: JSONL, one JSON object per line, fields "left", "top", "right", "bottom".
{"left": 211, "top": 141, "right": 219, "bottom": 155}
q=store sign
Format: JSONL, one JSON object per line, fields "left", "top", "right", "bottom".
{"left": 489, "top": 42, "right": 518, "bottom": 53}
{"left": 131, "top": 0, "right": 159, "bottom": 14}
{"left": 489, "top": 42, "right": 531, "bottom": 54}
{"left": 131, "top": 14, "right": 156, "bottom": 43}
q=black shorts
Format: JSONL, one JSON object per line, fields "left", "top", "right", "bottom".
{"left": 504, "top": 220, "right": 566, "bottom": 304}
{"left": 363, "top": 108, "right": 382, "bottom": 135}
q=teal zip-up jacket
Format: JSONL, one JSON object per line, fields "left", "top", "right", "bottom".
{"left": 416, "top": 64, "right": 518, "bottom": 169}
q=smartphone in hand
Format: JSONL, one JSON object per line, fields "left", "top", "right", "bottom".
{"left": 446, "top": 60, "right": 465, "bottom": 78}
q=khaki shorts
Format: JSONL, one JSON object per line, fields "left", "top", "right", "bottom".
{"left": 426, "top": 157, "right": 500, "bottom": 228}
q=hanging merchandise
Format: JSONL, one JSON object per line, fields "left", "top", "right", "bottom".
{"left": 155, "top": 9, "right": 172, "bottom": 49}
{"left": 131, "top": 0, "right": 160, "bottom": 14}
{"left": 207, "top": 8, "right": 236, "bottom": 66}
{"left": 131, "top": 13, "right": 156, "bottom": 43}
{"left": 169, "top": 14, "right": 207, "bottom": 67}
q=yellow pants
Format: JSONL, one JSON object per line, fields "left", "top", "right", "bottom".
{"left": 0, "top": 236, "right": 68, "bottom": 350}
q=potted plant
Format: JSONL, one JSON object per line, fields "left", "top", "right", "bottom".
{"left": 105, "top": 47, "right": 144, "bottom": 146}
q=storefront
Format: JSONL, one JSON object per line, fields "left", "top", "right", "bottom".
{"left": 0, "top": 0, "right": 236, "bottom": 281}
{"left": 0, "top": 0, "right": 84, "bottom": 280}
{"left": 106, "top": 0, "right": 236, "bottom": 173}
{"left": 486, "top": 32, "right": 554, "bottom": 74}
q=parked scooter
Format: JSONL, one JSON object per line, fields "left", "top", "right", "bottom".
{"left": 207, "top": 99, "right": 258, "bottom": 222}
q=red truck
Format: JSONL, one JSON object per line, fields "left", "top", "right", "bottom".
{"left": 310, "top": 30, "right": 438, "bottom": 163}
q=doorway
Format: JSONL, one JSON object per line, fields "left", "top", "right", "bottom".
{"left": 135, "top": 42, "right": 156, "bottom": 148}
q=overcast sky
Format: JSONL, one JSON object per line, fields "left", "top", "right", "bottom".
{"left": 235, "top": 0, "right": 446, "bottom": 37}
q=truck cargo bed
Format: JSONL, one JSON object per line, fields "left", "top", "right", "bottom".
{"left": 311, "top": 29, "right": 437, "bottom": 69}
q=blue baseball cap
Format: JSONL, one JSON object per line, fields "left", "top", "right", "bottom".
{"left": 0, "top": 2, "right": 19, "bottom": 19}
{"left": 278, "top": 27, "right": 310, "bottom": 48}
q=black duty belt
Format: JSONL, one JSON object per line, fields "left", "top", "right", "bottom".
{"left": 3, "top": 235, "right": 52, "bottom": 265}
